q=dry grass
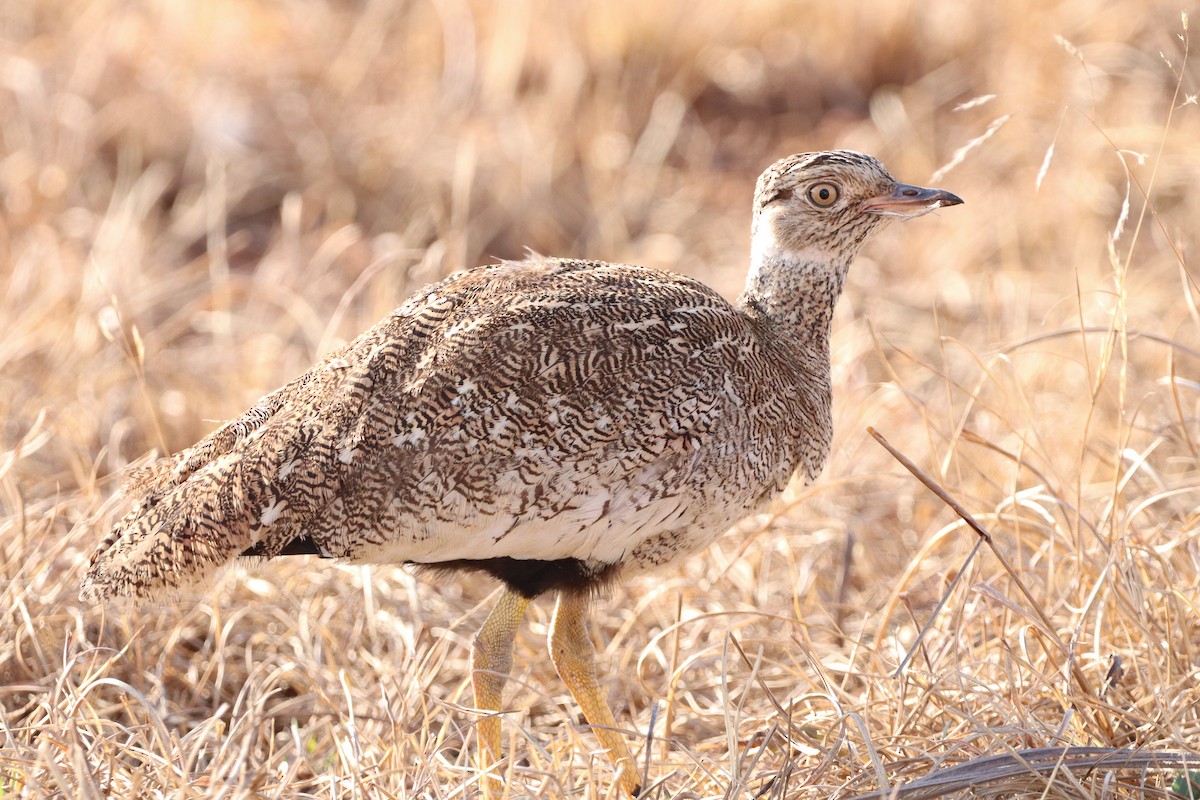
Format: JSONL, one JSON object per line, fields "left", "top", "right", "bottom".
{"left": 2, "top": 0, "right": 1199, "bottom": 797}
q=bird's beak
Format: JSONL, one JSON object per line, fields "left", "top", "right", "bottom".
{"left": 862, "top": 182, "right": 964, "bottom": 218}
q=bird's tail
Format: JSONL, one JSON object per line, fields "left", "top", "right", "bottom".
{"left": 81, "top": 325, "right": 402, "bottom": 602}
{"left": 80, "top": 456, "right": 260, "bottom": 602}
{"left": 80, "top": 389, "right": 295, "bottom": 602}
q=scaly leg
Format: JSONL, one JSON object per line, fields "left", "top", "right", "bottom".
{"left": 471, "top": 589, "right": 531, "bottom": 790}
{"left": 548, "top": 591, "right": 641, "bottom": 796}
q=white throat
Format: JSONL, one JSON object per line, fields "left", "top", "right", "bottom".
{"left": 746, "top": 209, "right": 838, "bottom": 300}
{"left": 740, "top": 208, "right": 853, "bottom": 342}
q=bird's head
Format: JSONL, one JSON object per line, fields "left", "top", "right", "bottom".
{"left": 750, "top": 150, "right": 963, "bottom": 269}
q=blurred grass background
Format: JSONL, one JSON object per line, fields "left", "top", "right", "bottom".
{"left": 1, "top": 0, "right": 1198, "bottom": 797}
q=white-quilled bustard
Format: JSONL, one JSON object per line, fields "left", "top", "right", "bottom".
{"left": 83, "top": 151, "right": 961, "bottom": 795}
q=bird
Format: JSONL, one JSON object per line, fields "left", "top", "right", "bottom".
{"left": 82, "top": 150, "right": 961, "bottom": 796}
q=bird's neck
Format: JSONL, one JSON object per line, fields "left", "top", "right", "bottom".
{"left": 737, "top": 231, "right": 851, "bottom": 347}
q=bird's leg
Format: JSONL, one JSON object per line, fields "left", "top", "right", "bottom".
{"left": 471, "top": 589, "right": 531, "bottom": 788}
{"left": 548, "top": 591, "right": 641, "bottom": 797}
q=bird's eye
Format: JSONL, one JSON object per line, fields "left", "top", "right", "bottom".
{"left": 807, "top": 183, "right": 840, "bottom": 207}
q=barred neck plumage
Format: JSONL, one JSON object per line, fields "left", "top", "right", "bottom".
{"left": 737, "top": 225, "right": 852, "bottom": 348}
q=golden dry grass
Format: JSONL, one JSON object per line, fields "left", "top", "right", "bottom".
{"left": 2, "top": 0, "right": 1199, "bottom": 797}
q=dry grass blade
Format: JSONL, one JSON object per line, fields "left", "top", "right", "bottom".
{"left": 998, "top": 327, "right": 1200, "bottom": 361}
{"left": 845, "top": 746, "right": 1198, "bottom": 800}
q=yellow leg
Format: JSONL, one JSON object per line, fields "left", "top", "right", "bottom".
{"left": 548, "top": 592, "right": 641, "bottom": 797}
{"left": 471, "top": 589, "right": 531, "bottom": 791}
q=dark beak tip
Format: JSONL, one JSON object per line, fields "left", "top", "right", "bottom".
{"left": 940, "top": 191, "right": 965, "bottom": 207}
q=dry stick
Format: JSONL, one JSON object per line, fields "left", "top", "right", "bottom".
{"left": 866, "top": 428, "right": 1113, "bottom": 741}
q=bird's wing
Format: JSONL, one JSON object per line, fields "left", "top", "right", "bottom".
{"left": 81, "top": 257, "right": 770, "bottom": 600}
{"left": 288, "top": 259, "right": 772, "bottom": 566}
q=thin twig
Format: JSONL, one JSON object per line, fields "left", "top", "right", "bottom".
{"left": 866, "top": 428, "right": 1109, "bottom": 735}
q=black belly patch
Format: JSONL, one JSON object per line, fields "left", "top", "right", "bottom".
{"left": 241, "top": 535, "right": 324, "bottom": 557}
{"left": 242, "top": 538, "right": 620, "bottom": 598}
{"left": 411, "top": 557, "right": 623, "bottom": 598}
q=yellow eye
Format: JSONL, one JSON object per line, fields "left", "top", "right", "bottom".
{"left": 807, "top": 182, "right": 840, "bottom": 207}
